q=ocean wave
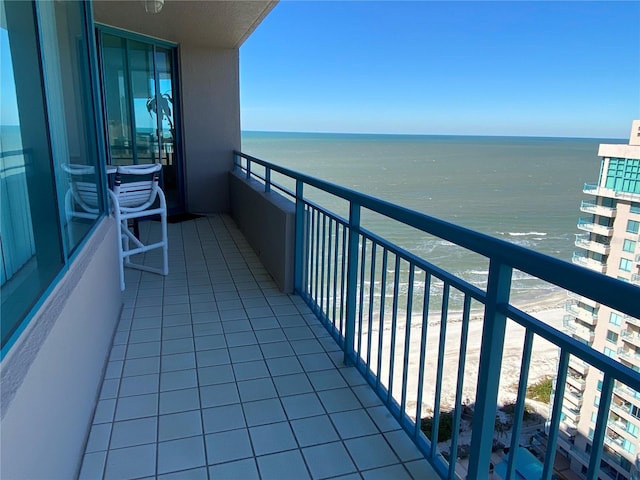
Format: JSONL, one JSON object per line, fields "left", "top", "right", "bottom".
{"left": 506, "top": 232, "right": 548, "bottom": 237}
{"left": 468, "top": 270, "right": 489, "bottom": 276}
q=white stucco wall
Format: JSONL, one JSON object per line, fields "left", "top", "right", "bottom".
{"left": 0, "top": 217, "right": 122, "bottom": 479}
{"left": 180, "top": 45, "right": 241, "bottom": 213}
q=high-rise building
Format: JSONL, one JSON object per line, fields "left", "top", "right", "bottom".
{"left": 559, "top": 120, "right": 640, "bottom": 479}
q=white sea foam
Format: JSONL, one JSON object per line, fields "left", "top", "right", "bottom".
{"left": 506, "top": 231, "right": 548, "bottom": 237}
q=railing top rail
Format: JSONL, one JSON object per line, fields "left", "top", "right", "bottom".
{"left": 235, "top": 151, "right": 640, "bottom": 319}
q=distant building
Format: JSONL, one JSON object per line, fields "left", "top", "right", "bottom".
{"left": 558, "top": 120, "right": 640, "bottom": 479}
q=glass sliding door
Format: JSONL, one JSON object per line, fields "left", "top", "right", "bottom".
{"left": 98, "top": 29, "right": 183, "bottom": 213}
{"left": 102, "top": 34, "right": 133, "bottom": 165}
{"left": 155, "top": 46, "right": 180, "bottom": 210}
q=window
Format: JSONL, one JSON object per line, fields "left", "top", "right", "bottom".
{"left": 0, "top": 1, "right": 104, "bottom": 351}
{"left": 610, "top": 312, "right": 623, "bottom": 326}
{"left": 631, "top": 202, "right": 640, "bottom": 214}
{"left": 623, "top": 239, "right": 636, "bottom": 253}
{"left": 591, "top": 412, "right": 598, "bottom": 423}
{"left": 628, "top": 220, "right": 640, "bottom": 234}
{"left": 626, "top": 423, "right": 639, "bottom": 438}
{"left": 623, "top": 439, "right": 636, "bottom": 454}
{"left": 607, "top": 330, "right": 619, "bottom": 343}
{"left": 604, "top": 347, "right": 616, "bottom": 358}
{"left": 594, "top": 395, "right": 600, "bottom": 407}
{"left": 606, "top": 158, "right": 640, "bottom": 195}
{"left": 620, "top": 258, "right": 633, "bottom": 272}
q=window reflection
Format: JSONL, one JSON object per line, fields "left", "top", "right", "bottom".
{"left": 0, "top": 0, "right": 104, "bottom": 350}
{"left": 37, "top": 0, "right": 103, "bottom": 253}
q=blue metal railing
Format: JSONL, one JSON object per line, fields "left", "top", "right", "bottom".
{"left": 234, "top": 152, "right": 640, "bottom": 480}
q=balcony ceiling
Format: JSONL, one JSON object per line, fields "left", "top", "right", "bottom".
{"left": 92, "top": 0, "right": 278, "bottom": 48}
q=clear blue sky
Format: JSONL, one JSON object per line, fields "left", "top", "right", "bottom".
{"left": 240, "top": 1, "right": 640, "bottom": 138}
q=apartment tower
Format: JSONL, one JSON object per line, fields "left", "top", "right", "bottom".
{"left": 558, "top": 120, "right": 640, "bottom": 479}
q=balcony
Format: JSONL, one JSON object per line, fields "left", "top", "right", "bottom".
{"left": 580, "top": 200, "right": 617, "bottom": 218}
{"left": 607, "top": 419, "right": 631, "bottom": 438}
{"left": 564, "top": 387, "right": 584, "bottom": 407}
{"left": 584, "top": 183, "right": 640, "bottom": 202}
{"left": 632, "top": 274, "right": 640, "bottom": 286}
{"left": 618, "top": 348, "right": 640, "bottom": 369}
{"left": 222, "top": 152, "right": 640, "bottom": 480}
{"left": 577, "top": 217, "right": 614, "bottom": 237}
{"left": 610, "top": 400, "right": 634, "bottom": 419}
{"left": 572, "top": 251, "right": 607, "bottom": 273}
{"left": 562, "top": 405, "right": 581, "bottom": 422}
{"left": 564, "top": 301, "right": 599, "bottom": 326}
{"left": 80, "top": 216, "right": 437, "bottom": 479}
{"left": 614, "top": 383, "right": 640, "bottom": 402}
{"left": 567, "top": 289, "right": 599, "bottom": 309}
{"left": 583, "top": 183, "right": 601, "bottom": 196}
{"left": 574, "top": 233, "right": 610, "bottom": 256}
{"left": 79, "top": 155, "right": 640, "bottom": 480}
{"left": 621, "top": 329, "right": 640, "bottom": 348}
{"left": 625, "top": 315, "right": 640, "bottom": 328}
{"left": 568, "top": 356, "right": 590, "bottom": 376}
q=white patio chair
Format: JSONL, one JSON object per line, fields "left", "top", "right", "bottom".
{"left": 62, "top": 164, "right": 100, "bottom": 246}
{"left": 109, "top": 163, "right": 168, "bottom": 290}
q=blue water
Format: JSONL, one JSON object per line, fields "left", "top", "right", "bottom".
{"left": 241, "top": 131, "right": 625, "bottom": 306}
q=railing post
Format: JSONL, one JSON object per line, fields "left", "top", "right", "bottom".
{"left": 344, "top": 202, "right": 361, "bottom": 365}
{"left": 467, "top": 260, "right": 512, "bottom": 479}
{"left": 245, "top": 158, "right": 251, "bottom": 180}
{"left": 265, "top": 167, "right": 271, "bottom": 193}
{"left": 294, "top": 180, "right": 304, "bottom": 294}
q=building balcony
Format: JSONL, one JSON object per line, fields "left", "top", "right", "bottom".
{"left": 604, "top": 432, "right": 625, "bottom": 449}
{"left": 563, "top": 317, "right": 595, "bottom": 344}
{"left": 580, "top": 200, "right": 617, "bottom": 218}
{"left": 568, "top": 356, "right": 590, "bottom": 376}
{"left": 614, "top": 383, "right": 640, "bottom": 403}
{"left": 564, "top": 301, "right": 599, "bottom": 325}
{"left": 562, "top": 404, "right": 581, "bottom": 422}
{"left": 621, "top": 329, "right": 640, "bottom": 348}
{"left": 577, "top": 217, "right": 614, "bottom": 237}
{"left": 567, "top": 289, "right": 599, "bottom": 309}
{"left": 583, "top": 183, "right": 601, "bottom": 196}
{"left": 632, "top": 274, "right": 640, "bottom": 286}
{"left": 574, "top": 233, "right": 610, "bottom": 256}
{"left": 62, "top": 153, "right": 640, "bottom": 480}
{"left": 584, "top": 183, "right": 640, "bottom": 202}
{"left": 618, "top": 348, "right": 640, "bottom": 369}
{"left": 610, "top": 400, "right": 635, "bottom": 419}
{"left": 572, "top": 251, "right": 607, "bottom": 273}
{"left": 79, "top": 216, "right": 438, "bottom": 479}
{"left": 566, "top": 373, "right": 587, "bottom": 391}
{"left": 625, "top": 315, "right": 640, "bottom": 328}
{"left": 607, "top": 419, "right": 632, "bottom": 439}
{"left": 564, "top": 388, "right": 584, "bottom": 407}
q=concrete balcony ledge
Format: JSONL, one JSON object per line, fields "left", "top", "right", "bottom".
{"left": 79, "top": 215, "right": 438, "bottom": 480}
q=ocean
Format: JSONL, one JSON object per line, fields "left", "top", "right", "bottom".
{"left": 240, "top": 131, "right": 625, "bottom": 309}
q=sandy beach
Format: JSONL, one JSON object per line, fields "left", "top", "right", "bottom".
{"left": 355, "top": 289, "right": 566, "bottom": 418}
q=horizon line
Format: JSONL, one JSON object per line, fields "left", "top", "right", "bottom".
{"left": 241, "top": 129, "right": 626, "bottom": 142}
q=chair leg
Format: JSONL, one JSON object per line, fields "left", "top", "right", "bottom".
{"left": 161, "top": 210, "right": 168, "bottom": 276}
{"left": 122, "top": 219, "right": 132, "bottom": 267}
{"left": 116, "top": 215, "right": 125, "bottom": 291}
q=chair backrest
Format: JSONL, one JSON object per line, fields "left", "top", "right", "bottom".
{"left": 62, "top": 163, "right": 100, "bottom": 213}
{"left": 113, "top": 163, "right": 162, "bottom": 212}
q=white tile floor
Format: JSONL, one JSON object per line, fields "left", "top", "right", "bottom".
{"left": 80, "top": 215, "right": 438, "bottom": 479}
